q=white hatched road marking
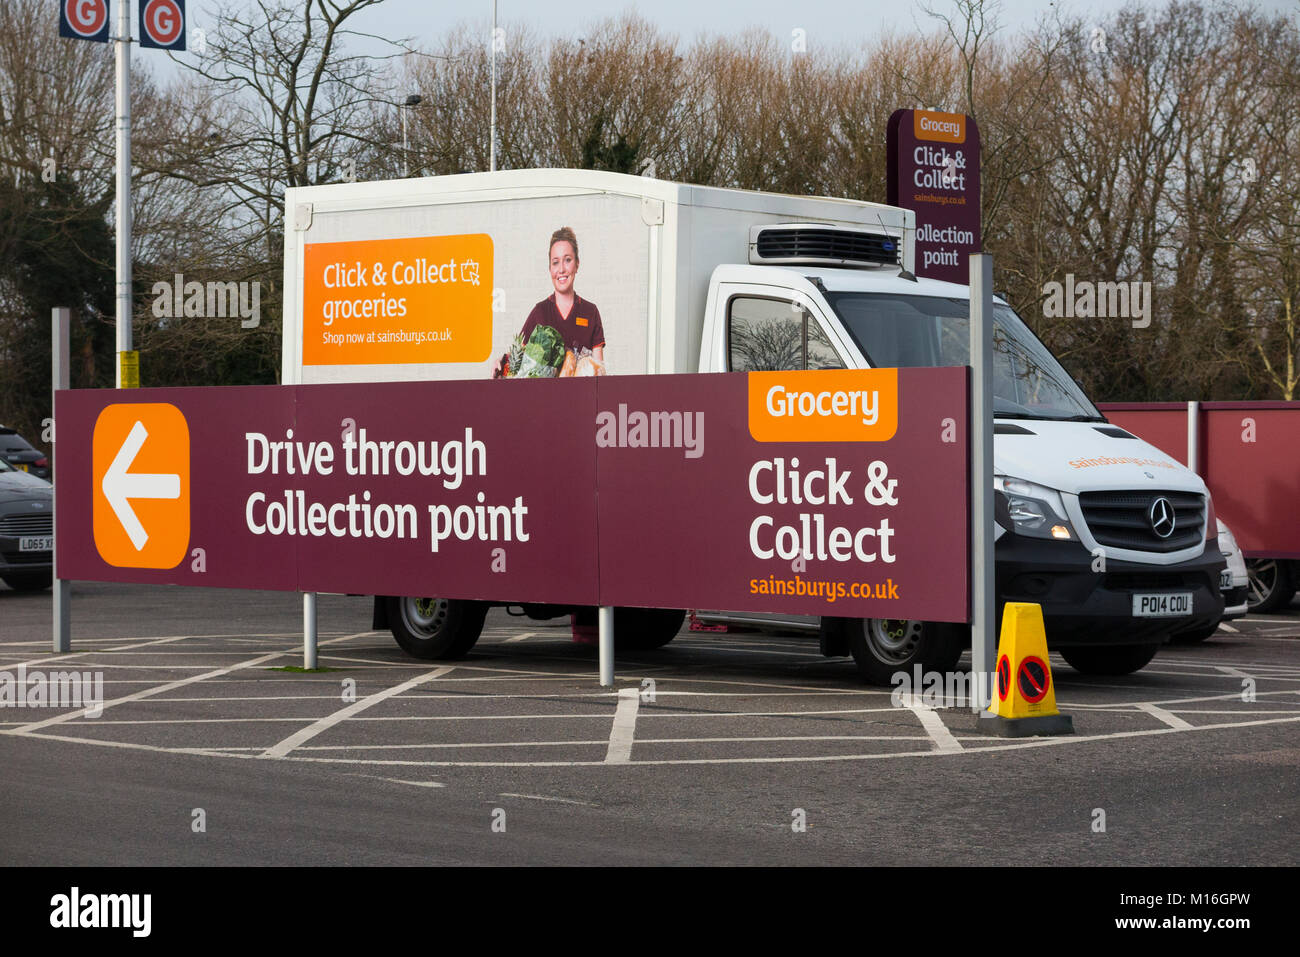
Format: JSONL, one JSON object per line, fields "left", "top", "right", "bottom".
{"left": 373, "top": 777, "right": 446, "bottom": 788}
{"left": 1133, "top": 702, "right": 1195, "bottom": 730}
{"left": 3, "top": 613, "right": 1298, "bottom": 769}
{"left": 604, "top": 687, "right": 640, "bottom": 764}
{"left": 899, "top": 694, "right": 963, "bottom": 752}
{"left": 8, "top": 650, "right": 285, "bottom": 733}
{"left": 500, "top": 792, "right": 600, "bottom": 806}
{"left": 3, "top": 632, "right": 374, "bottom": 734}
{"left": 261, "top": 666, "right": 455, "bottom": 758}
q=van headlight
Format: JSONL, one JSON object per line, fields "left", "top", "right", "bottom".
{"left": 994, "top": 476, "right": 1076, "bottom": 541}
{"left": 1216, "top": 519, "right": 1238, "bottom": 558}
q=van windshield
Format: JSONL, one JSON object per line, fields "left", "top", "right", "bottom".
{"left": 824, "top": 292, "right": 1102, "bottom": 421}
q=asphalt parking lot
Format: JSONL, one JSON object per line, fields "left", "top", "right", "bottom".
{"left": 2, "top": 582, "right": 1298, "bottom": 865}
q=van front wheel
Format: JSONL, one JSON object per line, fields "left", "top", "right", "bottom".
{"left": 847, "top": 619, "right": 964, "bottom": 685}
{"left": 387, "top": 597, "right": 487, "bottom": 659}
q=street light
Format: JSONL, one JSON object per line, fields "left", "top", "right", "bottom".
{"left": 401, "top": 93, "right": 423, "bottom": 178}
{"left": 490, "top": 0, "right": 497, "bottom": 172}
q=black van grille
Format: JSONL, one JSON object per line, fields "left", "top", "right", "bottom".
{"left": 1078, "top": 490, "right": 1204, "bottom": 553}
{"left": 754, "top": 228, "right": 900, "bottom": 266}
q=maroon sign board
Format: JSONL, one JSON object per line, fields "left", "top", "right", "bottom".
{"left": 54, "top": 369, "right": 970, "bottom": 622}
{"left": 1101, "top": 401, "right": 1300, "bottom": 559}
{"left": 887, "top": 109, "right": 981, "bottom": 284}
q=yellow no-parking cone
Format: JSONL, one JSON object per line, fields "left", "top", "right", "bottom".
{"left": 986, "top": 603, "right": 1074, "bottom": 737}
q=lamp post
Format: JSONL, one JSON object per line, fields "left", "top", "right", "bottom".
{"left": 401, "top": 93, "right": 423, "bottom": 178}
{"left": 490, "top": 0, "right": 497, "bottom": 172}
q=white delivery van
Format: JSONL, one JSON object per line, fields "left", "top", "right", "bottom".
{"left": 282, "top": 169, "right": 1225, "bottom": 680}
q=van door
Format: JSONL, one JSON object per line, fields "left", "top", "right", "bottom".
{"left": 696, "top": 284, "right": 848, "bottom": 632}
{"left": 717, "top": 285, "right": 851, "bottom": 373}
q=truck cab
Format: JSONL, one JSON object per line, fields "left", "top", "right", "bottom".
{"left": 695, "top": 227, "right": 1225, "bottom": 678}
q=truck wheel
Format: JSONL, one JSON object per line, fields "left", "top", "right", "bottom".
{"left": 847, "top": 619, "right": 964, "bottom": 685}
{"left": 614, "top": 607, "right": 685, "bottom": 650}
{"left": 1058, "top": 642, "right": 1159, "bottom": 675}
{"left": 1, "top": 571, "right": 52, "bottom": 592}
{"left": 387, "top": 597, "right": 487, "bottom": 660}
{"left": 1245, "top": 559, "right": 1296, "bottom": 613}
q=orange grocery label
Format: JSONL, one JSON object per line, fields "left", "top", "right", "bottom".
{"left": 748, "top": 369, "right": 898, "bottom": 442}
{"left": 92, "top": 403, "right": 190, "bottom": 569}
{"left": 302, "top": 234, "right": 494, "bottom": 366}
{"left": 913, "top": 109, "right": 966, "bottom": 144}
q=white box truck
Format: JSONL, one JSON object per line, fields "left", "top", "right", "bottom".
{"left": 282, "top": 169, "right": 1225, "bottom": 680}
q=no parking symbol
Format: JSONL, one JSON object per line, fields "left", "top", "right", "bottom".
{"left": 140, "top": 0, "right": 186, "bottom": 50}
{"left": 1017, "top": 655, "right": 1050, "bottom": 705}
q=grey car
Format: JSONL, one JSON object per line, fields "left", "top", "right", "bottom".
{"left": 0, "top": 426, "right": 50, "bottom": 480}
{"left": 0, "top": 456, "right": 53, "bottom": 591}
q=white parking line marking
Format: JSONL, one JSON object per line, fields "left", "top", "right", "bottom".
{"left": 4, "top": 634, "right": 190, "bottom": 671}
{"left": 637, "top": 734, "right": 935, "bottom": 744}
{"left": 261, "top": 666, "right": 454, "bottom": 758}
{"left": 6, "top": 650, "right": 288, "bottom": 733}
{"left": 1214, "top": 665, "right": 1255, "bottom": 679}
{"left": 1133, "top": 702, "right": 1195, "bottom": 730}
{"left": 503, "top": 632, "right": 539, "bottom": 643}
{"left": 899, "top": 695, "right": 963, "bottom": 752}
{"left": 283, "top": 735, "right": 936, "bottom": 751}
{"left": 1168, "top": 709, "right": 1300, "bottom": 715}
{"left": 300, "top": 740, "right": 610, "bottom": 750}
{"left": 373, "top": 777, "right": 446, "bottom": 788}
{"left": 604, "top": 688, "right": 640, "bottom": 764}
{"left": 201, "top": 714, "right": 1300, "bottom": 767}
{"left": 639, "top": 707, "right": 903, "bottom": 718}
{"left": 500, "top": 792, "right": 601, "bottom": 806}
{"left": 1217, "top": 623, "right": 1239, "bottom": 633}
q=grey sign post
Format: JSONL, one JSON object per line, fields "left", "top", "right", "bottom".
{"left": 970, "top": 255, "right": 996, "bottom": 708}
{"left": 114, "top": 0, "right": 133, "bottom": 386}
{"left": 599, "top": 606, "right": 615, "bottom": 688}
{"left": 52, "top": 307, "right": 72, "bottom": 653}
{"left": 303, "top": 592, "right": 318, "bottom": 670}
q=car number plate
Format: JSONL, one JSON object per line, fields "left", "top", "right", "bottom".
{"left": 19, "top": 536, "right": 53, "bottom": 552}
{"left": 1219, "top": 570, "right": 1232, "bottom": 590}
{"left": 15, "top": 463, "right": 28, "bottom": 472}
{"left": 1132, "top": 592, "right": 1193, "bottom": 617}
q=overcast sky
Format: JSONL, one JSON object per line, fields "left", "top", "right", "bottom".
{"left": 142, "top": 0, "right": 1295, "bottom": 86}
{"left": 173, "top": 0, "right": 1296, "bottom": 53}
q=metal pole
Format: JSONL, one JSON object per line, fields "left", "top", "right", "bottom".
{"left": 115, "top": 0, "right": 132, "bottom": 387}
{"left": 970, "top": 254, "right": 996, "bottom": 710}
{"left": 1187, "top": 400, "right": 1200, "bottom": 474}
{"left": 598, "top": 606, "right": 614, "bottom": 687}
{"left": 489, "top": 0, "right": 497, "bottom": 172}
{"left": 52, "top": 308, "right": 71, "bottom": 653}
{"left": 304, "top": 592, "right": 318, "bottom": 669}
{"left": 401, "top": 107, "right": 409, "bottom": 178}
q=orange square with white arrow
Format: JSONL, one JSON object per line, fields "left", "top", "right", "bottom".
{"left": 92, "top": 403, "right": 190, "bottom": 569}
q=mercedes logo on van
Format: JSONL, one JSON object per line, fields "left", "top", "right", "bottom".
{"left": 1148, "top": 497, "right": 1176, "bottom": 538}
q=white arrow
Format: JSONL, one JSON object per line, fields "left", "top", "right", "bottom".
{"left": 101, "top": 420, "right": 181, "bottom": 551}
